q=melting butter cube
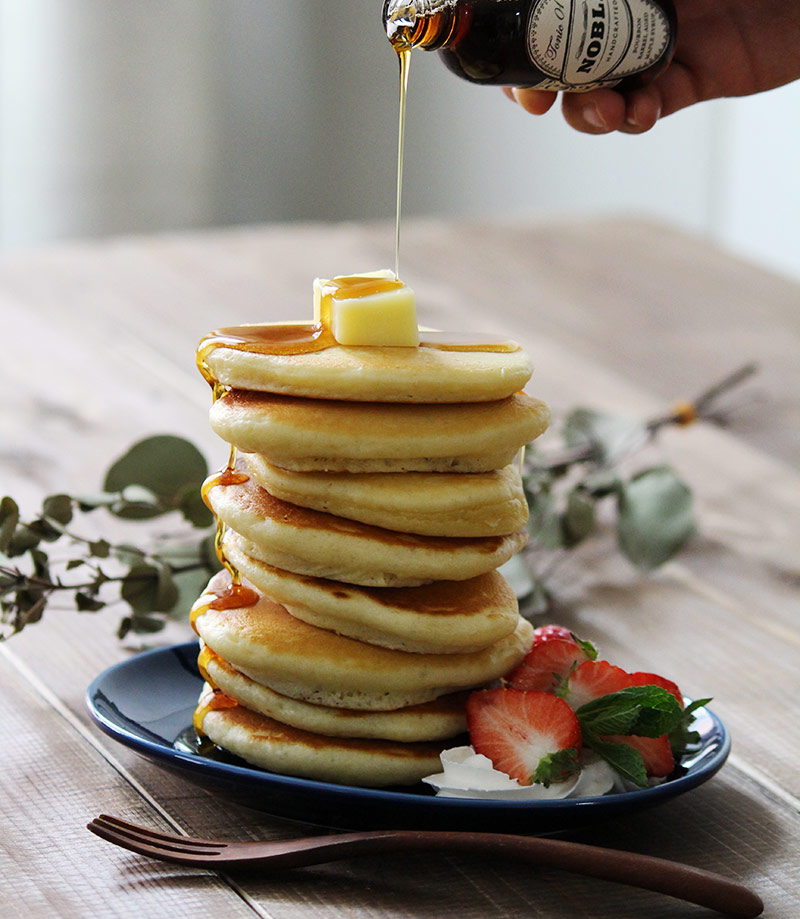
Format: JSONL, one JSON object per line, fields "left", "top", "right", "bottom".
{"left": 313, "top": 270, "right": 419, "bottom": 347}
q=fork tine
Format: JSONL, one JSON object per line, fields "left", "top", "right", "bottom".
{"left": 88, "top": 815, "right": 226, "bottom": 856}
{"left": 87, "top": 822, "right": 219, "bottom": 864}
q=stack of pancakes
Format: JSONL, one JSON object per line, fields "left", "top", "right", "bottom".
{"left": 191, "top": 328, "right": 550, "bottom": 786}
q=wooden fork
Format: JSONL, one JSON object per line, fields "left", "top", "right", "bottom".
{"left": 87, "top": 814, "right": 763, "bottom": 917}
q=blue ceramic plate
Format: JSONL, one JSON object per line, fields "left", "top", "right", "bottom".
{"left": 86, "top": 642, "right": 730, "bottom": 833}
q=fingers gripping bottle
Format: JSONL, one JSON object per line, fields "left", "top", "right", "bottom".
{"left": 382, "top": 0, "right": 677, "bottom": 91}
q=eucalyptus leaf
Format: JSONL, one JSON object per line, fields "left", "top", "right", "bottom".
{"left": 172, "top": 566, "right": 217, "bottom": 621}
{"left": 41, "top": 519, "right": 65, "bottom": 542}
{"left": 109, "top": 504, "right": 165, "bottom": 522}
{"left": 0, "top": 568, "right": 19, "bottom": 589}
{"left": 126, "top": 613, "right": 167, "bottom": 634}
{"left": 518, "top": 577, "right": 551, "bottom": 618}
{"left": 8, "top": 524, "right": 41, "bottom": 556}
{"left": 525, "top": 485, "right": 564, "bottom": 550}
{"left": 153, "top": 539, "right": 204, "bottom": 567}
{"left": 119, "top": 563, "right": 179, "bottom": 614}
{"left": 562, "top": 488, "right": 596, "bottom": 547}
{"left": 74, "top": 492, "right": 118, "bottom": 512}
{"left": 0, "top": 497, "right": 20, "bottom": 551}
{"left": 18, "top": 595, "right": 47, "bottom": 628}
{"left": 110, "top": 484, "right": 165, "bottom": 521}
{"left": 120, "top": 563, "right": 161, "bottom": 613}
{"left": 176, "top": 483, "right": 214, "bottom": 529}
{"left": 120, "top": 484, "right": 161, "bottom": 505}
{"left": 42, "top": 494, "right": 73, "bottom": 526}
{"left": 153, "top": 565, "right": 180, "bottom": 612}
{"left": 617, "top": 466, "right": 694, "bottom": 570}
{"left": 30, "top": 548, "right": 51, "bottom": 581}
{"left": 75, "top": 592, "right": 105, "bottom": 612}
{"left": 582, "top": 469, "right": 621, "bottom": 498}
{"left": 201, "top": 533, "right": 223, "bottom": 572}
{"left": 89, "top": 539, "right": 111, "bottom": 559}
{"left": 499, "top": 553, "right": 536, "bottom": 601}
{"left": 112, "top": 544, "right": 146, "bottom": 565}
{"left": 564, "top": 409, "right": 649, "bottom": 466}
{"left": 104, "top": 435, "right": 209, "bottom": 503}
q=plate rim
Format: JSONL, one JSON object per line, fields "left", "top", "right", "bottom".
{"left": 85, "top": 641, "right": 731, "bottom": 817}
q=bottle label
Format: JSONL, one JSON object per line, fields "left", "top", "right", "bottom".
{"left": 526, "top": 0, "right": 670, "bottom": 90}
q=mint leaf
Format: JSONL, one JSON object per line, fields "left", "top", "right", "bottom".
{"left": 669, "top": 697, "right": 712, "bottom": 756}
{"left": 577, "top": 686, "right": 683, "bottom": 738}
{"left": 583, "top": 730, "right": 649, "bottom": 787}
{"left": 531, "top": 747, "right": 581, "bottom": 787}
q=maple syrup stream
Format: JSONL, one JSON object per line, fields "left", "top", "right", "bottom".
{"left": 395, "top": 47, "right": 411, "bottom": 279}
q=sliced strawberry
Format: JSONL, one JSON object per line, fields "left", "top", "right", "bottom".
{"left": 507, "top": 637, "right": 593, "bottom": 693}
{"left": 566, "top": 659, "right": 632, "bottom": 711}
{"left": 466, "top": 689, "right": 582, "bottom": 787}
{"left": 628, "top": 671, "right": 684, "bottom": 707}
{"left": 567, "top": 661, "right": 679, "bottom": 777}
{"left": 602, "top": 733, "right": 675, "bottom": 777}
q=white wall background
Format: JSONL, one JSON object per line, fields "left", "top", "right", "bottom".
{"left": 1, "top": 0, "right": 799, "bottom": 282}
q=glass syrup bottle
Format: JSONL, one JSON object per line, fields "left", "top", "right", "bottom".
{"left": 382, "top": 0, "right": 677, "bottom": 92}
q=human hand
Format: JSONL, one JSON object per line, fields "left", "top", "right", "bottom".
{"left": 504, "top": 0, "right": 800, "bottom": 134}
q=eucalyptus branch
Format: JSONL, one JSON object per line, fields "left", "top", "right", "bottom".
{"left": 511, "top": 364, "right": 759, "bottom": 615}
{"left": 1, "top": 436, "right": 219, "bottom": 641}
{"left": 532, "top": 362, "right": 759, "bottom": 474}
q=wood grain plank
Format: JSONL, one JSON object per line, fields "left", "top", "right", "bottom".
{"left": 0, "top": 648, "right": 262, "bottom": 919}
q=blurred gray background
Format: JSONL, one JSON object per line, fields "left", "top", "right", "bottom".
{"left": 1, "top": 0, "right": 798, "bottom": 280}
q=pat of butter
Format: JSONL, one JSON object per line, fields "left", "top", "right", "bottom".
{"left": 313, "top": 270, "right": 419, "bottom": 347}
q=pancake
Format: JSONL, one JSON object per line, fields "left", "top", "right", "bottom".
{"left": 195, "top": 684, "right": 447, "bottom": 786}
{"left": 209, "top": 390, "right": 550, "bottom": 473}
{"left": 225, "top": 535, "right": 519, "bottom": 653}
{"left": 244, "top": 455, "right": 528, "bottom": 537}
{"left": 206, "top": 476, "right": 528, "bottom": 586}
{"left": 199, "top": 647, "right": 468, "bottom": 741}
{"left": 201, "top": 337, "right": 533, "bottom": 403}
{"left": 192, "top": 572, "right": 534, "bottom": 709}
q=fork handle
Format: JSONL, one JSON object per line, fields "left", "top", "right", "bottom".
{"left": 258, "top": 830, "right": 763, "bottom": 918}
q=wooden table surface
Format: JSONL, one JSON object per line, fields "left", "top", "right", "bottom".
{"left": 1, "top": 216, "right": 798, "bottom": 918}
